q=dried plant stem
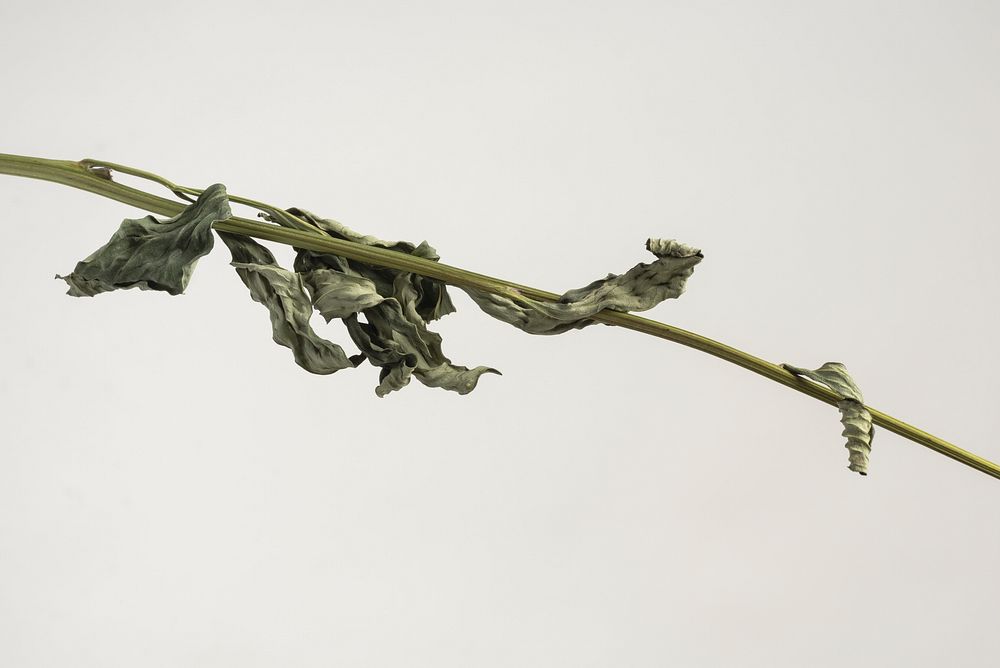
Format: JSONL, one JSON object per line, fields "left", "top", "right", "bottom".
{"left": 2, "top": 152, "right": 997, "bottom": 481}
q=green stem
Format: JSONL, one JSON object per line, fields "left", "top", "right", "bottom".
{"left": 77, "top": 158, "right": 329, "bottom": 236}
{"left": 2, "top": 152, "right": 997, "bottom": 481}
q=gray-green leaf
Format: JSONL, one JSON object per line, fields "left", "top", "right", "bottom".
{"left": 287, "top": 208, "right": 495, "bottom": 395}
{"left": 289, "top": 207, "right": 456, "bottom": 323}
{"left": 219, "top": 232, "right": 361, "bottom": 375}
{"left": 461, "top": 238, "right": 703, "bottom": 335}
{"left": 782, "top": 362, "right": 874, "bottom": 475}
{"left": 57, "top": 183, "right": 230, "bottom": 297}
{"left": 301, "top": 268, "right": 385, "bottom": 322}
{"left": 344, "top": 273, "right": 499, "bottom": 397}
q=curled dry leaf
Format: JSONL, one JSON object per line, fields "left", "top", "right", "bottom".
{"left": 782, "top": 362, "right": 874, "bottom": 475}
{"left": 57, "top": 183, "right": 230, "bottom": 296}
{"left": 460, "top": 238, "right": 703, "bottom": 335}
{"left": 290, "top": 209, "right": 496, "bottom": 396}
{"left": 287, "top": 207, "right": 456, "bottom": 322}
{"left": 341, "top": 273, "right": 499, "bottom": 397}
{"left": 301, "top": 268, "right": 385, "bottom": 322}
{"left": 219, "top": 231, "right": 362, "bottom": 375}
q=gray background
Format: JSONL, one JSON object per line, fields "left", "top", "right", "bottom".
{"left": 1, "top": 1, "right": 998, "bottom": 666}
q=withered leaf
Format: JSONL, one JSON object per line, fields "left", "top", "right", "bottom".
{"left": 289, "top": 208, "right": 456, "bottom": 323}
{"left": 287, "top": 208, "right": 495, "bottom": 396}
{"left": 219, "top": 231, "right": 361, "bottom": 375}
{"left": 301, "top": 268, "right": 385, "bottom": 322}
{"left": 57, "top": 183, "right": 230, "bottom": 296}
{"left": 782, "top": 362, "right": 874, "bottom": 475}
{"left": 461, "top": 238, "right": 703, "bottom": 335}
{"left": 344, "top": 273, "right": 499, "bottom": 397}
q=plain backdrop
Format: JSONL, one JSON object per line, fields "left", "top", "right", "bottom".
{"left": 1, "top": 1, "right": 998, "bottom": 666}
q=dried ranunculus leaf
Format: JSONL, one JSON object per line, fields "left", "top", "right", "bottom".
{"left": 288, "top": 208, "right": 495, "bottom": 396}
{"left": 461, "top": 238, "right": 703, "bottom": 335}
{"left": 344, "top": 288, "right": 498, "bottom": 397}
{"left": 287, "top": 207, "right": 439, "bottom": 256}
{"left": 57, "top": 183, "right": 230, "bottom": 296}
{"left": 288, "top": 207, "right": 456, "bottom": 323}
{"left": 219, "top": 232, "right": 361, "bottom": 375}
{"left": 782, "top": 362, "right": 874, "bottom": 475}
{"left": 343, "top": 311, "right": 416, "bottom": 396}
{"left": 301, "top": 268, "right": 384, "bottom": 322}
{"left": 416, "top": 362, "right": 502, "bottom": 394}
{"left": 389, "top": 273, "right": 498, "bottom": 395}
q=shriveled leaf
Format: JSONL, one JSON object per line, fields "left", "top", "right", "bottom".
{"left": 782, "top": 362, "right": 874, "bottom": 475}
{"left": 283, "top": 207, "right": 495, "bottom": 396}
{"left": 219, "top": 232, "right": 361, "bottom": 375}
{"left": 352, "top": 310, "right": 498, "bottom": 397}
{"left": 287, "top": 207, "right": 439, "bottom": 257}
{"left": 461, "top": 238, "right": 703, "bottom": 335}
{"left": 344, "top": 286, "right": 499, "bottom": 397}
{"left": 301, "top": 268, "right": 384, "bottom": 322}
{"left": 337, "top": 271, "right": 497, "bottom": 397}
{"left": 57, "top": 183, "right": 230, "bottom": 296}
{"left": 390, "top": 273, "right": 498, "bottom": 395}
{"left": 416, "top": 362, "right": 501, "bottom": 395}
{"left": 343, "top": 311, "right": 417, "bottom": 396}
{"left": 783, "top": 361, "right": 865, "bottom": 401}
{"left": 289, "top": 207, "right": 456, "bottom": 322}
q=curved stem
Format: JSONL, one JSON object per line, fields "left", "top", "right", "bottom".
{"left": 78, "top": 158, "right": 328, "bottom": 236}
{"left": 2, "top": 152, "right": 997, "bottom": 481}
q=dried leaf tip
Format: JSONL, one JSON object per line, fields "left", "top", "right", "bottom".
{"left": 782, "top": 362, "right": 874, "bottom": 475}
{"left": 645, "top": 238, "right": 703, "bottom": 258}
{"left": 463, "top": 237, "right": 703, "bottom": 335}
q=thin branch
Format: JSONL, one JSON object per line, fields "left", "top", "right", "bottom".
{"left": 2, "top": 152, "right": 997, "bottom": 481}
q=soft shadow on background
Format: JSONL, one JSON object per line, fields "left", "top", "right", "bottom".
{"left": 1, "top": 1, "right": 997, "bottom": 666}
